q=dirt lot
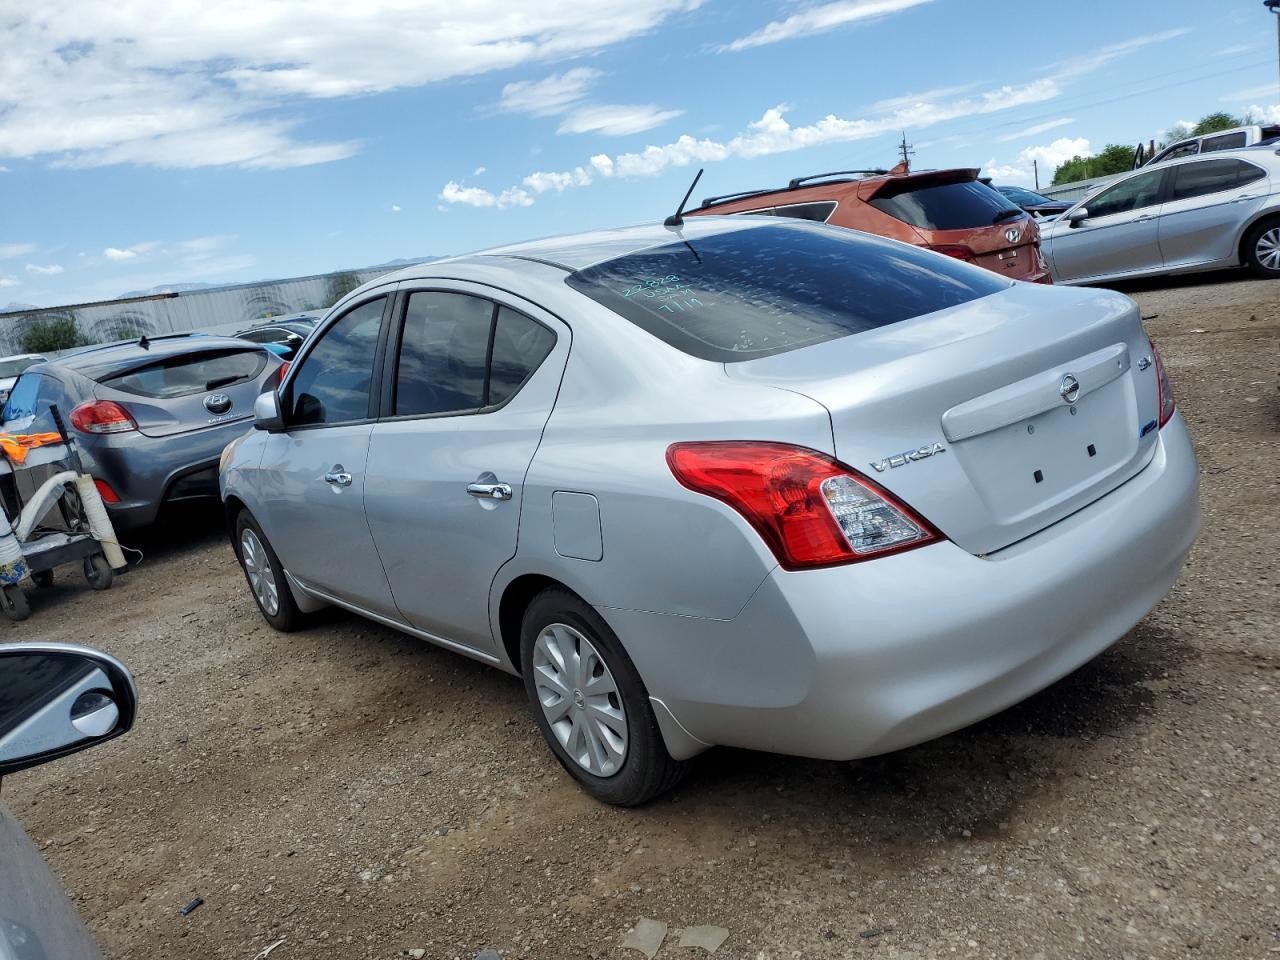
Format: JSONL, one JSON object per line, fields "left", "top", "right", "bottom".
{"left": 3, "top": 272, "right": 1278, "bottom": 960}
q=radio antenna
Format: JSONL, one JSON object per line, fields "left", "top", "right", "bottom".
{"left": 664, "top": 168, "right": 704, "bottom": 228}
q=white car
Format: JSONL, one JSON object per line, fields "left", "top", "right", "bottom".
{"left": 0, "top": 353, "right": 46, "bottom": 406}
{"left": 1041, "top": 147, "right": 1280, "bottom": 284}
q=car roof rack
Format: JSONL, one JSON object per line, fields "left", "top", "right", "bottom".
{"left": 698, "top": 189, "right": 775, "bottom": 210}
{"left": 786, "top": 169, "right": 889, "bottom": 189}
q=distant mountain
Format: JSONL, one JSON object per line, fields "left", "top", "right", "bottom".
{"left": 117, "top": 281, "right": 218, "bottom": 298}
{"left": 113, "top": 257, "right": 440, "bottom": 301}
{"left": 2, "top": 302, "right": 38, "bottom": 314}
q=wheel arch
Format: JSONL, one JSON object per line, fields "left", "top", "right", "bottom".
{"left": 1238, "top": 210, "right": 1280, "bottom": 266}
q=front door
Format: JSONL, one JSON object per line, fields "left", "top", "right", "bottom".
{"left": 364, "top": 286, "right": 567, "bottom": 653}
{"left": 257, "top": 294, "right": 401, "bottom": 618}
{"left": 1050, "top": 167, "right": 1166, "bottom": 281}
{"left": 1158, "top": 157, "right": 1269, "bottom": 268}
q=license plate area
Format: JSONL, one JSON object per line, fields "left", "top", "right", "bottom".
{"left": 951, "top": 376, "right": 1140, "bottom": 525}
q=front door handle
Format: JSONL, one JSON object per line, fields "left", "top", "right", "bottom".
{"left": 1233, "top": 194, "right": 1261, "bottom": 203}
{"left": 467, "top": 481, "right": 512, "bottom": 501}
{"left": 1133, "top": 215, "right": 1155, "bottom": 223}
{"left": 325, "top": 469, "right": 353, "bottom": 487}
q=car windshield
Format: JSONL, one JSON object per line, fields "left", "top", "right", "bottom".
{"left": 564, "top": 223, "right": 1008, "bottom": 362}
{"left": 98, "top": 349, "right": 267, "bottom": 398}
{"left": 871, "top": 177, "right": 1024, "bottom": 230}
{"left": 0, "top": 357, "right": 41, "bottom": 378}
{"left": 999, "top": 186, "right": 1055, "bottom": 205}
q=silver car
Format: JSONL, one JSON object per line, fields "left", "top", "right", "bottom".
{"left": 0, "top": 642, "right": 137, "bottom": 958}
{"left": 1042, "top": 147, "right": 1280, "bottom": 284}
{"left": 221, "top": 217, "right": 1200, "bottom": 805}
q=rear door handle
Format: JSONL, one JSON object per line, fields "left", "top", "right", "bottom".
{"left": 1233, "top": 194, "right": 1261, "bottom": 203}
{"left": 324, "top": 470, "right": 352, "bottom": 487}
{"left": 467, "top": 482, "right": 512, "bottom": 501}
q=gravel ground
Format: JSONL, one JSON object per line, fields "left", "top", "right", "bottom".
{"left": 2, "top": 271, "right": 1277, "bottom": 960}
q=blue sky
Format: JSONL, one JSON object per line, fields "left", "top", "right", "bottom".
{"left": 2, "top": 0, "right": 1278, "bottom": 308}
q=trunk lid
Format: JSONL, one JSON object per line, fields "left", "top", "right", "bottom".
{"left": 724, "top": 284, "right": 1161, "bottom": 554}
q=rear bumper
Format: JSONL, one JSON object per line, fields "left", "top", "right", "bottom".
{"left": 605, "top": 413, "right": 1199, "bottom": 761}
{"left": 80, "top": 420, "right": 253, "bottom": 530}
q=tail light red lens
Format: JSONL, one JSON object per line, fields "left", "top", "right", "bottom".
{"left": 70, "top": 400, "right": 137, "bottom": 435}
{"left": 1149, "top": 338, "right": 1175, "bottom": 427}
{"left": 929, "top": 244, "right": 976, "bottom": 262}
{"left": 93, "top": 478, "right": 121, "bottom": 504}
{"left": 277, "top": 360, "right": 291, "bottom": 382}
{"left": 666, "top": 441, "right": 942, "bottom": 570}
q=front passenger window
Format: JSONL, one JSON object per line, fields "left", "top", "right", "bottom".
{"left": 1085, "top": 170, "right": 1164, "bottom": 219}
{"left": 289, "top": 298, "right": 385, "bottom": 426}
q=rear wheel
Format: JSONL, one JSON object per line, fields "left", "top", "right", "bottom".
{"left": 520, "top": 588, "right": 686, "bottom": 806}
{"left": 234, "top": 512, "right": 303, "bottom": 632}
{"left": 83, "top": 554, "right": 113, "bottom": 590}
{"left": 1, "top": 584, "right": 30, "bottom": 621}
{"left": 1244, "top": 218, "right": 1280, "bottom": 279}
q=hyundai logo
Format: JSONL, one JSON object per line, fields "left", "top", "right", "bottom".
{"left": 1059, "top": 374, "right": 1080, "bottom": 405}
{"left": 204, "top": 393, "right": 233, "bottom": 415}
{"left": 1005, "top": 227, "right": 1020, "bottom": 244}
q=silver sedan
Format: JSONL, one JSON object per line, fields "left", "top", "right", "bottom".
{"left": 1041, "top": 146, "right": 1280, "bottom": 284}
{"left": 221, "top": 216, "right": 1200, "bottom": 805}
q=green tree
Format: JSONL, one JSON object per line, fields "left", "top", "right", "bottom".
{"left": 1191, "top": 112, "right": 1239, "bottom": 136}
{"left": 1051, "top": 144, "right": 1136, "bottom": 185}
{"left": 21, "top": 313, "right": 90, "bottom": 353}
{"left": 324, "top": 271, "right": 362, "bottom": 306}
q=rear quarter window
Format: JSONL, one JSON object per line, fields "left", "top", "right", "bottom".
{"left": 564, "top": 222, "right": 1008, "bottom": 362}
{"left": 870, "top": 178, "right": 1023, "bottom": 230}
{"left": 100, "top": 349, "right": 268, "bottom": 398}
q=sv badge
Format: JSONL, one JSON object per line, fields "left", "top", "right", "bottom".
{"left": 869, "top": 442, "right": 946, "bottom": 473}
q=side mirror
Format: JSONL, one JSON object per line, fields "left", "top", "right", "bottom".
{"left": 254, "top": 390, "right": 285, "bottom": 432}
{"left": 0, "top": 643, "right": 136, "bottom": 777}
{"left": 1067, "top": 207, "right": 1089, "bottom": 228}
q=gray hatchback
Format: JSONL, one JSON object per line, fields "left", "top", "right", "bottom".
{"left": 3, "top": 335, "right": 281, "bottom": 530}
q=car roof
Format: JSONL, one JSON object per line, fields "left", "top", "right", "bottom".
{"left": 57, "top": 334, "right": 264, "bottom": 378}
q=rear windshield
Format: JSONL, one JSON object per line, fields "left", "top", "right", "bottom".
{"left": 871, "top": 178, "right": 1024, "bottom": 230}
{"left": 100, "top": 349, "right": 268, "bottom": 398}
{"left": 564, "top": 223, "right": 1007, "bottom": 362}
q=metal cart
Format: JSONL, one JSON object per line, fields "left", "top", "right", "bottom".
{"left": 0, "top": 406, "right": 117, "bottom": 621}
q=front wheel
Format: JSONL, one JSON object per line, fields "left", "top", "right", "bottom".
{"left": 520, "top": 588, "right": 686, "bottom": 806}
{"left": 1, "top": 584, "right": 30, "bottom": 622}
{"left": 84, "top": 553, "right": 113, "bottom": 590}
{"left": 1244, "top": 218, "right": 1280, "bottom": 279}
{"left": 234, "top": 512, "right": 303, "bottom": 632}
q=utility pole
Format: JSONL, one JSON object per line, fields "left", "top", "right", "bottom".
{"left": 897, "top": 131, "right": 915, "bottom": 171}
{"left": 1033, "top": 159, "right": 1040, "bottom": 191}
{"left": 1268, "top": 0, "right": 1280, "bottom": 103}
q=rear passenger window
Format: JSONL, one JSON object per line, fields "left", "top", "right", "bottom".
{"left": 392, "top": 295, "right": 557, "bottom": 417}
{"left": 488, "top": 308, "right": 556, "bottom": 407}
{"left": 771, "top": 201, "right": 838, "bottom": 222}
{"left": 1201, "top": 132, "right": 1247, "bottom": 153}
{"left": 289, "top": 297, "right": 385, "bottom": 426}
{"left": 101, "top": 350, "right": 266, "bottom": 398}
{"left": 1170, "top": 159, "right": 1258, "bottom": 201}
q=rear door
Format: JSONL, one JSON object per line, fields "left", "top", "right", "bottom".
{"left": 258, "top": 294, "right": 401, "bottom": 616}
{"left": 92, "top": 346, "right": 277, "bottom": 436}
{"left": 1049, "top": 168, "right": 1167, "bottom": 281}
{"left": 363, "top": 284, "right": 567, "bottom": 653}
{"left": 1157, "top": 157, "right": 1270, "bottom": 268}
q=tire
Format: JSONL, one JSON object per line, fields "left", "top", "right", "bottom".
{"left": 520, "top": 587, "right": 686, "bottom": 806}
{"left": 234, "top": 511, "right": 303, "bottom": 632}
{"left": 31, "top": 569, "right": 54, "bottom": 589}
{"left": 1243, "top": 218, "right": 1280, "bottom": 279}
{"left": 1, "top": 584, "right": 30, "bottom": 622}
{"left": 83, "top": 554, "right": 113, "bottom": 591}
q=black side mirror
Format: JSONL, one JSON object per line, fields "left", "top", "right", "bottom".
{"left": 0, "top": 644, "right": 136, "bottom": 777}
{"left": 1067, "top": 207, "right": 1089, "bottom": 228}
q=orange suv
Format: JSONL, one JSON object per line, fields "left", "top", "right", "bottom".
{"left": 688, "top": 164, "right": 1051, "bottom": 283}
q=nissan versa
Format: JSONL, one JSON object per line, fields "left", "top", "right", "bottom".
{"left": 220, "top": 217, "right": 1200, "bottom": 806}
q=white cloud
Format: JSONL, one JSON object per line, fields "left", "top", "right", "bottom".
{"left": 390, "top": 204, "right": 401, "bottom": 213}
{"left": 0, "top": 277, "right": 19, "bottom": 289}
{"left": 558, "top": 104, "right": 683, "bottom": 136}
{"left": 996, "top": 118, "right": 1073, "bottom": 142}
{"left": 1221, "top": 84, "right": 1275, "bottom": 102}
{"left": 0, "top": 244, "right": 37, "bottom": 260}
{"left": 473, "top": 166, "right": 487, "bottom": 176}
{"left": 177, "top": 235, "right": 231, "bottom": 255}
{"left": 0, "top": 166, "right": 9, "bottom": 173}
{"left": 1246, "top": 103, "right": 1280, "bottom": 124}
{"left": 2, "top": 1, "right": 700, "bottom": 170}
{"left": 499, "top": 68, "right": 602, "bottom": 116}
{"left": 103, "top": 247, "right": 139, "bottom": 261}
{"left": 25, "top": 263, "right": 63, "bottom": 275}
{"left": 984, "top": 137, "right": 1091, "bottom": 184}
{"left": 722, "top": 0, "right": 932, "bottom": 52}
{"left": 439, "top": 181, "right": 533, "bottom": 209}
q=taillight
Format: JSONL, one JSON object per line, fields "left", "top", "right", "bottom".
{"left": 93, "top": 478, "right": 121, "bottom": 504}
{"left": 929, "top": 244, "right": 976, "bottom": 262}
{"left": 1150, "top": 338, "right": 1175, "bottom": 427}
{"left": 70, "top": 400, "right": 137, "bottom": 435}
{"left": 277, "top": 360, "right": 291, "bottom": 382}
{"left": 666, "top": 441, "right": 942, "bottom": 570}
